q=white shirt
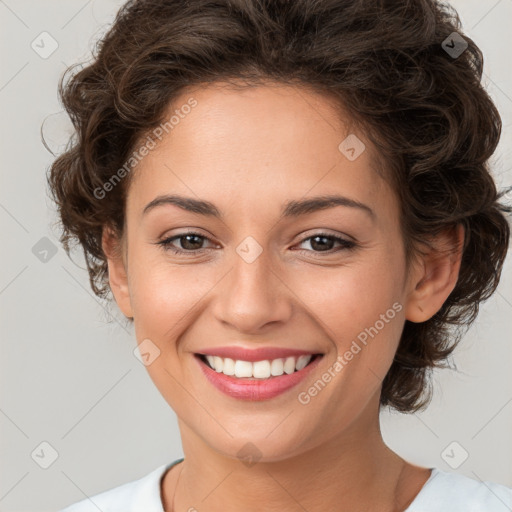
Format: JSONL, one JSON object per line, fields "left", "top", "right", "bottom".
{"left": 59, "top": 458, "right": 512, "bottom": 511}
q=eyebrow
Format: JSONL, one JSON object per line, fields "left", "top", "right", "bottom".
{"left": 142, "top": 194, "right": 375, "bottom": 220}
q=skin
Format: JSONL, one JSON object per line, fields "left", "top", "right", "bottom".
{"left": 103, "top": 81, "right": 464, "bottom": 511}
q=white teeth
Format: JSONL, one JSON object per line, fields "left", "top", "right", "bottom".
{"left": 296, "top": 355, "right": 311, "bottom": 371}
{"left": 203, "top": 354, "right": 315, "bottom": 379}
{"left": 270, "top": 358, "right": 284, "bottom": 376}
{"left": 222, "top": 357, "right": 236, "bottom": 376}
{"left": 234, "top": 360, "right": 253, "bottom": 378}
{"left": 253, "top": 360, "right": 271, "bottom": 379}
{"left": 283, "top": 356, "right": 296, "bottom": 375}
{"left": 213, "top": 356, "right": 224, "bottom": 373}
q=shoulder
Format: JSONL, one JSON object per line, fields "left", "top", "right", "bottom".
{"left": 408, "top": 468, "right": 512, "bottom": 511}
{"left": 58, "top": 460, "right": 182, "bottom": 512}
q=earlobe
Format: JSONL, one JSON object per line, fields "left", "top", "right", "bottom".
{"left": 405, "top": 224, "right": 464, "bottom": 323}
{"left": 101, "top": 226, "right": 133, "bottom": 319}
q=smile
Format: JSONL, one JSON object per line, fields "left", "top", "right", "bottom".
{"left": 199, "top": 353, "right": 319, "bottom": 378}
{"left": 194, "top": 350, "right": 324, "bottom": 401}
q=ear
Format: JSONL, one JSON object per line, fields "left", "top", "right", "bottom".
{"left": 404, "top": 224, "right": 464, "bottom": 323}
{"left": 102, "top": 225, "right": 133, "bottom": 319}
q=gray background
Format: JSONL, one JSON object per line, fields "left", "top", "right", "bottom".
{"left": 0, "top": 1, "right": 511, "bottom": 511}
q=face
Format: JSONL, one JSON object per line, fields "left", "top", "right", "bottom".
{"left": 105, "top": 82, "right": 430, "bottom": 461}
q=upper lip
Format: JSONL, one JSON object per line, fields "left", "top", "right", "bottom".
{"left": 196, "top": 346, "right": 322, "bottom": 362}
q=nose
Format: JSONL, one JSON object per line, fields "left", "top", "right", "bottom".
{"left": 212, "top": 247, "right": 293, "bottom": 334}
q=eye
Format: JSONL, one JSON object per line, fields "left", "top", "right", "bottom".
{"left": 155, "top": 231, "right": 357, "bottom": 257}
{"left": 294, "top": 233, "right": 356, "bottom": 255}
{"left": 156, "top": 231, "right": 216, "bottom": 255}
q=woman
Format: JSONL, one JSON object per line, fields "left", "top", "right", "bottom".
{"left": 50, "top": 0, "right": 511, "bottom": 510}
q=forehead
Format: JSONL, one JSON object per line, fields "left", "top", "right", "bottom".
{"left": 126, "top": 81, "right": 394, "bottom": 220}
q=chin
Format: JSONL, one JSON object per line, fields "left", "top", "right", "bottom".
{"left": 194, "top": 417, "right": 318, "bottom": 465}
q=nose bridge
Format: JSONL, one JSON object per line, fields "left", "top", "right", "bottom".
{"left": 213, "top": 236, "right": 292, "bottom": 333}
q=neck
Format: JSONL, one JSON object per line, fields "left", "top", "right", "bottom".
{"left": 164, "top": 402, "right": 425, "bottom": 512}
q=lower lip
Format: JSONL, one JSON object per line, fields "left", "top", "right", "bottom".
{"left": 195, "top": 354, "right": 323, "bottom": 401}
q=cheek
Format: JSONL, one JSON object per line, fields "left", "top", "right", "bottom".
{"left": 127, "top": 257, "right": 214, "bottom": 401}
{"left": 126, "top": 249, "right": 235, "bottom": 377}
{"left": 129, "top": 261, "right": 210, "bottom": 338}
{"left": 306, "top": 262, "right": 403, "bottom": 337}
{"left": 298, "top": 254, "right": 406, "bottom": 385}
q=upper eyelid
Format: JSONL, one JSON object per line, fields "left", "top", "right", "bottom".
{"left": 159, "top": 231, "right": 216, "bottom": 246}
{"left": 159, "top": 230, "right": 355, "bottom": 250}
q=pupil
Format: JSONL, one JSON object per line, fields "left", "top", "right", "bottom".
{"left": 183, "top": 235, "right": 201, "bottom": 250}
{"left": 311, "top": 236, "right": 332, "bottom": 251}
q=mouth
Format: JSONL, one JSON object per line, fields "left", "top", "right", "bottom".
{"left": 194, "top": 352, "right": 324, "bottom": 401}
{"left": 195, "top": 353, "right": 323, "bottom": 379}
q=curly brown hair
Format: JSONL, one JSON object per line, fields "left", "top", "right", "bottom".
{"left": 46, "top": 0, "right": 510, "bottom": 413}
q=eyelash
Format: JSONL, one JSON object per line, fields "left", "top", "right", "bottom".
{"left": 156, "top": 231, "right": 357, "bottom": 257}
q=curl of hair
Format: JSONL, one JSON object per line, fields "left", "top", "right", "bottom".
{"left": 46, "top": 0, "right": 511, "bottom": 412}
